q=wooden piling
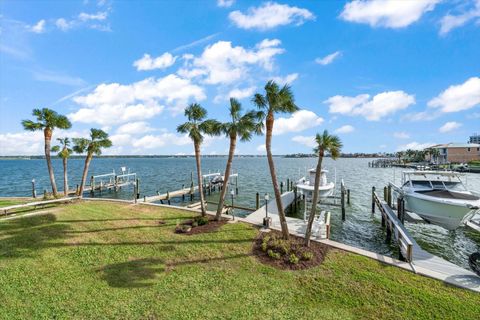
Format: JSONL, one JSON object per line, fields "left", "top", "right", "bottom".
{"left": 387, "top": 185, "right": 392, "bottom": 208}
{"left": 347, "top": 189, "right": 350, "bottom": 205}
{"left": 235, "top": 176, "right": 238, "bottom": 195}
{"left": 371, "top": 187, "right": 376, "bottom": 213}
{"left": 287, "top": 178, "right": 290, "bottom": 192}
{"left": 182, "top": 184, "right": 185, "bottom": 201}
{"left": 341, "top": 187, "right": 346, "bottom": 221}
{"left": 280, "top": 182, "right": 284, "bottom": 194}
{"left": 386, "top": 224, "right": 392, "bottom": 243}
{"left": 90, "top": 176, "right": 95, "bottom": 196}
{"left": 31, "top": 180, "right": 36, "bottom": 198}
{"left": 136, "top": 178, "right": 140, "bottom": 199}
{"left": 256, "top": 192, "right": 259, "bottom": 210}
{"left": 293, "top": 187, "right": 297, "bottom": 212}
{"left": 383, "top": 186, "right": 387, "bottom": 202}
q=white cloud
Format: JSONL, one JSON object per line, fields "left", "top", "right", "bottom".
{"left": 0, "top": 130, "right": 87, "bottom": 156}
{"left": 31, "top": 69, "right": 86, "bottom": 87}
{"left": 132, "top": 133, "right": 190, "bottom": 149}
{"left": 340, "top": 0, "right": 439, "bottom": 28}
{"left": 402, "top": 111, "right": 439, "bottom": 122}
{"left": 334, "top": 125, "right": 355, "bottom": 134}
{"left": 214, "top": 86, "right": 256, "bottom": 103}
{"left": 394, "top": 132, "right": 410, "bottom": 139}
{"left": 271, "top": 73, "right": 299, "bottom": 85}
{"left": 396, "top": 141, "right": 435, "bottom": 151}
{"left": 55, "top": 18, "right": 73, "bottom": 31}
{"left": 428, "top": 77, "right": 480, "bottom": 113}
{"left": 69, "top": 74, "right": 206, "bottom": 124}
{"left": 30, "top": 20, "right": 46, "bottom": 33}
{"left": 229, "top": 2, "right": 315, "bottom": 30}
{"left": 325, "top": 91, "right": 415, "bottom": 121}
{"left": 315, "top": 51, "right": 342, "bottom": 65}
{"left": 439, "top": 0, "right": 480, "bottom": 35}
{"left": 78, "top": 12, "right": 108, "bottom": 21}
{"left": 256, "top": 144, "right": 266, "bottom": 152}
{"left": 133, "top": 53, "right": 177, "bottom": 71}
{"left": 178, "top": 39, "right": 284, "bottom": 85}
{"left": 439, "top": 121, "right": 462, "bottom": 133}
{"left": 116, "top": 121, "right": 156, "bottom": 135}
{"left": 217, "top": 0, "right": 235, "bottom": 8}
{"left": 273, "top": 110, "right": 324, "bottom": 135}
{"left": 55, "top": 11, "right": 110, "bottom": 32}
{"left": 291, "top": 135, "right": 316, "bottom": 148}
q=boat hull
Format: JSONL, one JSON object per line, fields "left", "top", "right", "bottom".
{"left": 297, "top": 182, "right": 335, "bottom": 199}
{"left": 404, "top": 194, "right": 478, "bottom": 230}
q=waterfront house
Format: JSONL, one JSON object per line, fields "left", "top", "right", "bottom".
{"left": 430, "top": 143, "right": 480, "bottom": 164}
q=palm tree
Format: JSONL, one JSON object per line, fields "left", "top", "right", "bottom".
{"left": 253, "top": 80, "right": 299, "bottom": 240}
{"left": 177, "top": 103, "right": 221, "bottom": 216}
{"left": 22, "top": 108, "right": 72, "bottom": 197}
{"left": 305, "top": 130, "right": 342, "bottom": 247}
{"left": 215, "top": 98, "right": 263, "bottom": 220}
{"left": 51, "top": 137, "right": 72, "bottom": 197}
{"left": 73, "top": 129, "right": 112, "bottom": 197}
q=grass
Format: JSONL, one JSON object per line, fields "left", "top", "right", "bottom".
{"left": 0, "top": 198, "right": 32, "bottom": 207}
{"left": 0, "top": 201, "right": 478, "bottom": 320}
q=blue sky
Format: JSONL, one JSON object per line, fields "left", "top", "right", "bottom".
{"left": 1, "top": 0, "right": 479, "bottom": 156}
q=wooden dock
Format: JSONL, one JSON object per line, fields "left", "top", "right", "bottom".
{"left": 143, "top": 186, "right": 199, "bottom": 203}
{"left": 373, "top": 186, "right": 480, "bottom": 292}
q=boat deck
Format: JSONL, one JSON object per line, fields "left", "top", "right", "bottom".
{"left": 245, "top": 191, "right": 480, "bottom": 293}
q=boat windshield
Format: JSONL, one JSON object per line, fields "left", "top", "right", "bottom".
{"left": 410, "top": 180, "right": 433, "bottom": 189}
{"left": 443, "top": 181, "right": 467, "bottom": 192}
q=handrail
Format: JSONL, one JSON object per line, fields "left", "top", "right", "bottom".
{"left": 373, "top": 191, "right": 413, "bottom": 262}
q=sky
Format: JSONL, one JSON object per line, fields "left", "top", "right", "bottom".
{"left": 0, "top": 0, "right": 479, "bottom": 156}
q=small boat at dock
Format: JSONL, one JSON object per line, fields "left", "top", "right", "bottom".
{"left": 400, "top": 171, "right": 480, "bottom": 230}
{"left": 296, "top": 169, "right": 335, "bottom": 199}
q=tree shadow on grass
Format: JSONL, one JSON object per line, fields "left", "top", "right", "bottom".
{"left": 98, "top": 258, "right": 165, "bottom": 288}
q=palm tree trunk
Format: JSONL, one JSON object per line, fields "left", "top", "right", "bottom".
{"left": 44, "top": 128, "right": 58, "bottom": 196}
{"left": 216, "top": 134, "right": 237, "bottom": 220}
{"left": 63, "top": 157, "right": 68, "bottom": 197}
{"left": 266, "top": 112, "right": 289, "bottom": 240}
{"left": 194, "top": 141, "right": 206, "bottom": 216}
{"left": 78, "top": 153, "right": 93, "bottom": 198}
{"left": 305, "top": 150, "right": 323, "bottom": 247}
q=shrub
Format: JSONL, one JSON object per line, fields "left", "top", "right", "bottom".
{"left": 191, "top": 221, "right": 198, "bottom": 228}
{"left": 175, "top": 224, "right": 191, "bottom": 234}
{"left": 301, "top": 252, "right": 314, "bottom": 261}
{"left": 288, "top": 253, "right": 299, "bottom": 265}
{"left": 261, "top": 242, "right": 268, "bottom": 252}
{"left": 267, "top": 249, "right": 281, "bottom": 260}
{"left": 194, "top": 216, "right": 209, "bottom": 226}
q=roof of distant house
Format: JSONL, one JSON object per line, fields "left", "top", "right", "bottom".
{"left": 431, "top": 143, "right": 480, "bottom": 148}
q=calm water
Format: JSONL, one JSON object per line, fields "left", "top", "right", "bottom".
{"left": 1, "top": 157, "right": 479, "bottom": 269}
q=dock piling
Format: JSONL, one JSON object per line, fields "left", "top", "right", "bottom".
{"left": 280, "top": 182, "right": 283, "bottom": 194}
{"left": 347, "top": 189, "right": 350, "bottom": 205}
{"left": 256, "top": 192, "right": 259, "bottom": 210}
{"left": 371, "top": 187, "right": 376, "bottom": 213}
{"left": 31, "top": 179, "right": 36, "bottom": 198}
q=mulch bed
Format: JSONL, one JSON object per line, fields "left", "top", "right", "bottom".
{"left": 252, "top": 230, "right": 330, "bottom": 270}
{"left": 175, "top": 216, "right": 228, "bottom": 235}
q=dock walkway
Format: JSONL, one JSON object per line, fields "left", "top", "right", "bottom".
{"left": 245, "top": 191, "right": 480, "bottom": 293}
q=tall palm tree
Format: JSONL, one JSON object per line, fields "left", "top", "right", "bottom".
{"left": 51, "top": 137, "right": 72, "bottom": 197}
{"left": 22, "top": 108, "right": 72, "bottom": 197}
{"left": 177, "top": 103, "right": 221, "bottom": 216}
{"left": 73, "top": 129, "right": 112, "bottom": 197}
{"left": 215, "top": 98, "right": 263, "bottom": 220}
{"left": 305, "top": 130, "right": 342, "bottom": 247}
{"left": 253, "top": 80, "right": 299, "bottom": 240}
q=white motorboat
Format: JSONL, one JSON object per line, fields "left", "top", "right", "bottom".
{"left": 400, "top": 171, "right": 480, "bottom": 230}
{"left": 296, "top": 169, "right": 335, "bottom": 199}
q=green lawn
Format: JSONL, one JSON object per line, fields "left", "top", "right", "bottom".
{"left": 0, "top": 198, "right": 32, "bottom": 207}
{"left": 0, "top": 201, "right": 478, "bottom": 319}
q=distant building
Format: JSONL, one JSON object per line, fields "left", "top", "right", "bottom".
{"left": 430, "top": 143, "right": 480, "bottom": 164}
{"left": 469, "top": 133, "right": 480, "bottom": 144}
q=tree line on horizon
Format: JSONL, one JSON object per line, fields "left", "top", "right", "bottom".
{"left": 22, "top": 80, "right": 343, "bottom": 247}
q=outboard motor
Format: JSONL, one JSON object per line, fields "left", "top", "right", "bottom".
{"left": 469, "top": 251, "right": 480, "bottom": 276}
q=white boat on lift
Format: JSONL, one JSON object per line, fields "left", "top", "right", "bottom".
{"left": 296, "top": 169, "right": 335, "bottom": 199}
{"left": 400, "top": 171, "right": 480, "bottom": 230}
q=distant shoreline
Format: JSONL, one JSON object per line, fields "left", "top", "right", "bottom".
{"left": 0, "top": 154, "right": 386, "bottom": 160}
